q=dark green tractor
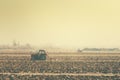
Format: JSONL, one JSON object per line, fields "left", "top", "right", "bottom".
{"left": 31, "top": 50, "right": 47, "bottom": 60}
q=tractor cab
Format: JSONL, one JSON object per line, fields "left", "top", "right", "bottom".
{"left": 31, "top": 50, "right": 47, "bottom": 60}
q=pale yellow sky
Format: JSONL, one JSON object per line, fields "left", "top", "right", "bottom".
{"left": 0, "top": 0, "right": 120, "bottom": 48}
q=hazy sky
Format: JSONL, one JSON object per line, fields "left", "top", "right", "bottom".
{"left": 0, "top": 0, "right": 120, "bottom": 48}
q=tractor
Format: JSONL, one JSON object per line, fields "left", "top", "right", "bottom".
{"left": 31, "top": 50, "right": 47, "bottom": 60}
